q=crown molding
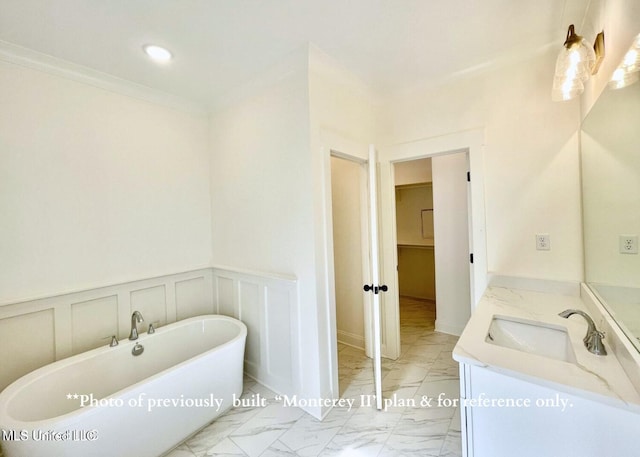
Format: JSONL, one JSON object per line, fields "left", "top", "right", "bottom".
{"left": 0, "top": 40, "right": 208, "bottom": 117}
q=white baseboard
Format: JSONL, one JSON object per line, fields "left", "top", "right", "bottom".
{"left": 435, "top": 319, "right": 464, "bottom": 336}
{"left": 337, "top": 330, "right": 365, "bottom": 350}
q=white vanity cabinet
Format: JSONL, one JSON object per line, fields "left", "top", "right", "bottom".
{"left": 458, "top": 363, "right": 639, "bottom": 457}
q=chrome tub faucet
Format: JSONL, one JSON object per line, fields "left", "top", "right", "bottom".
{"left": 558, "top": 309, "right": 607, "bottom": 356}
{"left": 129, "top": 311, "right": 144, "bottom": 340}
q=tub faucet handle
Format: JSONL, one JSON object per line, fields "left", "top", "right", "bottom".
{"left": 148, "top": 322, "right": 157, "bottom": 334}
{"left": 102, "top": 335, "right": 119, "bottom": 347}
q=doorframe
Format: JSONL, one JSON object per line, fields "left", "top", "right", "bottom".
{"left": 379, "top": 128, "right": 488, "bottom": 359}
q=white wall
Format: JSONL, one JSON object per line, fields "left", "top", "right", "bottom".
{"left": 0, "top": 59, "right": 211, "bottom": 304}
{"left": 208, "top": 48, "right": 326, "bottom": 412}
{"left": 208, "top": 54, "right": 312, "bottom": 276}
{"left": 379, "top": 47, "right": 583, "bottom": 283}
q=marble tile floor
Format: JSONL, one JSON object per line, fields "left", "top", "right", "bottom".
{"left": 166, "top": 296, "right": 462, "bottom": 457}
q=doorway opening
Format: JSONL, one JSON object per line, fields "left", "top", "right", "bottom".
{"left": 394, "top": 158, "right": 437, "bottom": 333}
{"left": 391, "top": 151, "right": 472, "bottom": 348}
{"left": 329, "top": 153, "right": 371, "bottom": 397}
{"left": 328, "top": 148, "right": 462, "bottom": 448}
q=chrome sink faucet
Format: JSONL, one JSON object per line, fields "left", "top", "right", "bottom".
{"left": 558, "top": 309, "right": 607, "bottom": 355}
{"left": 129, "top": 311, "right": 144, "bottom": 340}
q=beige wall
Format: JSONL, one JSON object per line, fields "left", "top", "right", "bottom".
{"left": 395, "top": 183, "right": 436, "bottom": 300}
{"left": 397, "top": 246, "right": 436, "bottom": 300}
{"left": 330, "top": 156, "right": 365, "bottom": 348}
{"left": 394, "top": 157, "right": 432, "bottom": 185}
{"left": 395, "top": 185, "right": 434, "bottom": 245}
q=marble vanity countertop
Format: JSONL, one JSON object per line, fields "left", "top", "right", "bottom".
{"left": 453, "top": 286, "right": 640, "bottom": 413}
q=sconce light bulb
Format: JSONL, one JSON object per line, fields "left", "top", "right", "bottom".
{"left": 569, "top": 49, "right": 581, "bottom": 65}
{"left": 623, "top": 49, "right": 638, "bottom": 67}
{"left": 612, "top": 68, "right": 625, "bottom": 83}
{"left": 608, "top": 67, "right": 640, "bottom": 90}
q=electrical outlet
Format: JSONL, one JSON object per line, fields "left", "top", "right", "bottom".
{"left": 619, "top": 235, "right": 638, "bottom": 254}
{"left": 536, "top": 233, "right": 550, "bottom": 251}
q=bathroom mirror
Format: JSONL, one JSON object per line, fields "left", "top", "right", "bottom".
{"left": 581, "top": 77, "right": 640, "bottom": 353}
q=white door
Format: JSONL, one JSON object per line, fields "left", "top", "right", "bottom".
{"left": 365, "top": 145, "right": 384, "bottom": 410}
{"left": 432, "top": 152, "right": 472, "bottom": 334}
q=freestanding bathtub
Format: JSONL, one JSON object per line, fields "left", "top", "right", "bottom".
{"left": 0, "top": 314, "right": 247, "bottom": 457}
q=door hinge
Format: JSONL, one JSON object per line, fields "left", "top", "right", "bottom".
{"left": 470, "top": 253, "right": 474, "bottom": 264}
{"left": 467, "top": 171, "right": 471, "bottom": 182}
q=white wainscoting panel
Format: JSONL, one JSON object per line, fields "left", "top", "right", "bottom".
{"left": 212, "top": 267, "right": 300, "bottom": 397}
{"left": 265, "top": 287, "right": 293, "bottom": 382}
{"left": 175, "top": 276, "right": 214, "bottom": 320}
{"left": 0, "top": 309, "right": 55, "bottom": 392}
{"left": 130, "top": 285, "right": 168, "bottom": 328}
{"left": 0, "top": 268, "right": 213, "bottom": 392}
{"left": 0, "top": 267, "right": 298, "bottom": 401}
{"left": 216, "top": 276, "right": 236, "bottom": 318}
{"left": 71, "top": 295, "right": 119, "bottom": 355}
{"left": 240, "top": 282, "right": 261, "bottom": 367}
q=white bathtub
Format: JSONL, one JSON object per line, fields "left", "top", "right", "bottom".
{"left": 0, "top": 314, "right": 247, "bottom": 457}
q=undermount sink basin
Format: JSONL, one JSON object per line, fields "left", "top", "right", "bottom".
{"left": 486, "top": 316, "right": 577, "bottom": 363}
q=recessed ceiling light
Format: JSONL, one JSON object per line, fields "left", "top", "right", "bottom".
{"left": 143, "top": 44, "right": 172, "bottom": 63}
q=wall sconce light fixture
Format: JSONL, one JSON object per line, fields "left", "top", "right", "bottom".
{"left": 552, "top": 25, "right": 605, "bottom": 101}
{"left": 609, "top": 33, "right": 640, "bottom": 90}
